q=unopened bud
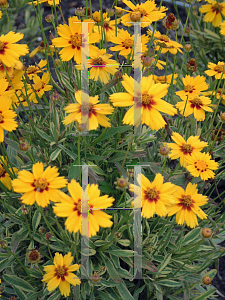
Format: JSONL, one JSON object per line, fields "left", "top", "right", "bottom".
{"left": 38, "top": 226, "right": 46, "bottom": 234}
{"left": 142, "top": 56, "right": 153, "bottom": 67}
{"left": 91, "top": 272, "right": 101, "bottom": 282}
{"left": 54, "top": 58, "right": 61, "bottom": 67}
{"left": 114, "top": 71, "right": 122, "bottom": 79}
{"left": 0, "top": 0, "right": 8, "bottom": 9}
{"left": 130, "top": 11, "right": 141, "bottom": 22}
{"left": 160, "top": 144, "right": 169, "bottom": 156}
{"left": 220, "top": 112, "right": 225, "bottom": 122}
{"left": 116, "top": 177, "right": 127, "bottom": 188}
{"left": 50, "top": 90, "right": 60, "bottom": 102}
{"left": 202, "top": 276, "right": 211, "bottom": 285}
{"left": 185, "top": 25, "right": 191, "bottom": 34}
{"left": 116, "top": 8, "right": 123, "bottom": 16}
{"left": 21, "top": 206, "right": 29, "bottom": 215}
{"left": 20, "top": 142, "right": 29, "bottom": 151}
{"left": 106, "top": 8, "right": 114, "bottom": 17}
{"left": 186, "top": 58, "right": 197, "bottom": 73}
{"left": 45, "top": 14, "right": 54, "bottom": 23}
{"left": 45, "top": 232, "right": 53, "bottom": 240}
{"left": 202, "top": 228, "right": 212, "bottom": 238}
{"left": 115, "top": 232, "right": 122, "bottom": 239}
{"left": 184, "top": 44, "right": 192, "bottom": 52}
{"left": 26, "top": 249, "right": 42, "bottom": 264}
{"left": 0, "top": 240, "right": 7, "bottom": 248}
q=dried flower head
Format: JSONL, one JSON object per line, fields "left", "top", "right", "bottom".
{"left": 186, "top": 58, "right": 197, "bottom": 73}
{"left": 26, "top": 249, "right": 42, "bottom": 264}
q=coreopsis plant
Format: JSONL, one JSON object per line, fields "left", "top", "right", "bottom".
{"left": 1, "top": 0, "right": 225, "bottom": 299}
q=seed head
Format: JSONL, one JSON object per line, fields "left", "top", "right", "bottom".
{"left": 202, "top": 228, "right": 212, "bottom": 238}
{"left": 202, "top": 276, "right": 211, "bottom": 285}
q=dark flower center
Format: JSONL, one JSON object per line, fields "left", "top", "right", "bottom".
{"left": 34, "top": 178, "right": 48, "bottom": 191}
{"left": 191, "top": 97, "right": 202, "bottom": 106}
{"left": 182, "top": 144, "right": 193, "bottom": 154}
{"left": 184, "top": 84, "right": 194, "bottom": 93}
{"left": 0, "top": 41, "right": 5, "bottom": 51}
{"left": 146, "top": 188, "right": 158, "bottom": 201}
{"left": 71, "top": 34, "right": 82, "bottom": 47}
{"left": 181, "top": 195, "right": 192, "bottom": 207}
{"left": 0, "top": 164, "right": 6, "bottom": 177}
{"left": 214, "top": 65, "right": 224, "bottom": 73}
{"left": 123, "top": 38, "right": 133, "bottom": 48}
{"left": 142, "top": 93, "right": 153, "bottom": 105}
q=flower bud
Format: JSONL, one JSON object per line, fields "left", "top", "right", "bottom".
{"left": 160, "top": 144, "right": 169, "bottom": 156}
{"left": 21, "top": 206, "right": 29, "bottom": 215}
{"left": 130, "top": 11, "right": 141, "bottom": 22}
{"left": 45, "top": 14, "right": 54, "bottom": 23}
{"left": 20, "top": 142, "right": 29, "bottom": 151}
{"left": 0, "top": 286, "right": 4, "bottom": 293}
{"left": 38, "top": 226, "right": 46, "bottom": 234}
{"left": 186, "top": 58, "right": 197, "bottom": 73}
{"left": 202, "top": 276, "right": 211, "bottom": 285}
{"left": 0, "top": 240, "right": 7, "bottom": 248}
{"left": 114, "top": 71, "right": 122, "bottom": 79}
{"left": 185, "top": 25, "right": 191, "bottom": 34}
{"left": 202, "top": 228, "right": 212, "bottom": 238}
{"left": 54, "top": 58, "right": 61, "bottom": 67}
{"left": 45, "top": 232, "right": 53, "bottom": 240}
{"left": 116, "top": 177, "right": 127, "bottom": 188}
{"left": 220, "top": 247, "right": 225, "bottom": 253}
{"left": 142, "top": 56, "right": 153, "bottom": 67}
{"left": 19, "top": 137, "right": 25, "bottom": 143}
{"left": 50, "top": 90, "right": 60, "bottom": 102}
{"left": 126, "top": 168, "right": 134, "bottom": 178}
{"left": 220, "top": 112, "right": 225, "bottom": 122}
{"left": 115, "top": 232, "right": 122, "bottom": 239}
{"left": 26, "top": 249, "right": 42, "bottom": 264}
{"left": 9, "top": 297, "right": 17, "bottom": 300}
{"left": 91, "top": 272, "right": 100, "bottom": 282}
{"left": 116, "top": 8, "right": 123, "bottom": 16}
{"left": 0, "top": 0, "right": 8, "bottom": 9}
{"left": 184, "top": 44, "right": 192, "bottom": 52}
{"left": 106, "top": 8, "right": 114, "bottom": 17}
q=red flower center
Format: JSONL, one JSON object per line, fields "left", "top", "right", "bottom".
{"left": 145, "top": 188, "right": 159, "bottom": 202}
{"left": 0, "top": 112, "right": 4, "bottom": 123}
{"left": 0, "top": 164, "right": 6, "bottom": 177}
{"left": 181, "top": 195, "right": 193, "bottom": 207}
{"left": 0, "top": 41, "right": 5, "bottom": 51}
{"left": 182, "top": 143, "right": 193, "bottom": 154}
{"left": 33, "top": 178, "right": 49, "bottom": 192}
{"left": 55, "top": 266, "right": 68, "bottom": 280}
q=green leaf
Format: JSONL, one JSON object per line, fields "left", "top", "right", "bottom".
{"left": 32, "top": 211, "right": 41, "bottom": 233}
{"left": 0, "top": 255, "right": 14, "bottom": 272}
{"left": 35, "top": 128, "right": 54, "bottom": 142}
{"left": 58, "top": 144, "right": 77, "bottom": 160}
{"left": 12, "top": 284, "right": 27, "bottom": 300}
{"left": 98, "top": 290, "right": 120, "bottom": 300}
{"left": 106, "top": 250, "right": 135, "bottom": 257}
{"left": 3, "top": 275, "right": 34, "bottom": 292}
{"left": 100, "top": 279, "right": 121, "bottom": 287}
{"left": 117, "top": 239, "right": 130, "bottom": 247}
{"left": 116, "top": 279, "right": 135, "bottom": 300}
{"left": 47, "top": 290, "right": 61, "bottom": 300}
{"left": 193, "top": 288, "right": 216, "bottom": 300}
{"left": 96, "top": 126, "right": 131, "bottom": 143}
{"left": 182, "top": 228, "right": 201, "bottom": 246}
{"left": 50, "top": 148, "right": 62, "bottom": 161}
{"left": 11, "top": 227, "right": 28, "bottom": 253}
{"left": 157, "top": 253, "right": 172, "bottom": 274}
{"left": 156, "top": 279, "right": 181, "bottom": 287}
{"left": 101, "top": 254, "right": 121, "bottom": 283}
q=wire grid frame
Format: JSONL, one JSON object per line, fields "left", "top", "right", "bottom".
{"left": 75, "top": 21, "right": 148, "bottom": 280}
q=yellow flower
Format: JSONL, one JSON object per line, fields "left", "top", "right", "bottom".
{"left": 86, "top": 48, "right": 119, "bottom": 84}
{"left": 0, "top": 97, "right": 18, "bottom": 142}
{"left": 115, "top": 0, "right": 167, "bottom": 28}
{"left": 167, "top": 132, "right": 208, "bottom": 167}
{"left": 29, "top": 0, "right": 60, "bottom": 5}
{"left": 42, "top": 252, "right": 81, "bottom": 297}
{"left": 0, "top": 156, "right": 18, "bottom": 190}
{"left": 199, "top": 0, "right": 225, "bottom": 27}
{"left": 25, "top": 59, "right": 47, "bottom": 80}
{"left": 53, "top": 180, "right": 115, "bottom": 237}
{"left": 202, "top": 89, "right": 225, "bottom": 106}
{"left": 29, "top": 72, "right": 53, "bottom": 101}
{"left": 167, "top": 183, "right": 208, "bottom": 228}
{"left": 129, "top": 173, "right": 176, "bottom": 218}
{"left": 0, "top": 58, "right": 24, "bottom": 79}
{"left": 185, "top": 152, "right": 218, "bottom": 180}
{"left": 12, "top": 162, "right": 67, "bottom": 207}
{"left": 0, "top": 31, "right": 29, "bottom": 67}
{"left": 176, "top": 95, "right": 213, "bottom": 121}
{"left": 93, "top": 12, "right": 120, "bottom": 42}
{"left": 154, "top": 74, "right": 178, "bottom": 84}
{"left": 205, "top": 61, "right": 225, "bottom": 79}
{"left": 109, "top": 29, "right": 149, "bottom": 58}
{"left": 52, "top": 16, "right": 101, "bottom": 64}
{"left": 63, "top": 91, "right": 114, "bottom": 131}
{"left": 175, "top": 75, "right": 209, "bottom": 100}
{"left": 109, "top": 74, "right": 177, "bottom": 131}
{"left": 0, "top": 11, "right": 2, "bottom": 19}
{"left": 220, "top": 20, "right": 225, "bottom": 35}
{"left": 148, "top": 30, "right": 183, "bottom": 55}
{"left": 29, "top": 41, "right": 56, "bottom": 58}
{"left": 132, "top": 51, "right": 166, "bottom": 70}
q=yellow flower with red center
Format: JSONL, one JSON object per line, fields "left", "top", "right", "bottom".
{"left": 175, "top": 75, "right": 209, "bottom": 100}
{"left": 199, "top": 0, "right": 225, "bottom": 27}
{"left": 115, "top": 0, "right": 167, "bottom": 28}
{"left": 53, "top": 180, "right": 115, "bottom": 237}
{"left": 220, "top": 20, "right": 225, "bottom": 35}
{"left": 202, "top": 89, "right": 225, "bottom": 106}
{"left": 84, "top": 48, "right": 119, "bottom": 84}
{"left": 0, "top": 31, "right": 29, "bottom": 67}
{"left": 154, "top": 74, "right": 178, "bottom": 85}
{"left": 205, "top": 61, "right": 225, "bottom": 79}
{"left": 25, "top": 59, "right": 47, "bottom": 80}
{"left": 109, "top": 74, "right": 177, "bottom": 131}
{"left": 167, "top": 132, "right": 208, "bottom": 167}
{"left": 42, "top": 252, "right": 81, "bottom": 297}
{"left": 0, "top": 97, "right": 18, "bottom": 142}
{"left": 167, "top": 183, "right": 208, "bottom": 228}
{"left": 185, "top": 152, "right": 218, "bottom": 180}
{"left": 52, "top": 16, "right": 101, "bottom": 64}
{"left": 29, "top": 0, "right": 60, "bottom": 5}
{"left": 147, "top": 30, "right": 183, "bottom": 55}
{"left": 109, "top": 29, "right": 149, "bottom": 58}
{"left": 176, "top": 95, "right": 213, "bottom": 121}
{"left": 12, "top": 162, "right": 67, "bottom": 207}
{"left": 63, "top": 91, "right": 114, "bottom": 131}
{"left": 29, "top": 72, "right": 52, "bottom": 101}
{"left": 129, "top": 173, "right": 176, "bottom": 218}
{"left": 0, "top": 156, "right": 18, "bottom": 190}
